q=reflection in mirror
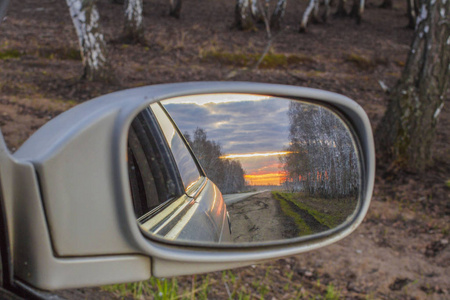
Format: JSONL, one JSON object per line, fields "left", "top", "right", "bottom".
{"left": 128, "top": 94, "right": 361, "bottom": 245}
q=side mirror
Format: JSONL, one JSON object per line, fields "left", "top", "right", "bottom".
{"left": 1, "top": 82, "right": 374, "bottom": 290}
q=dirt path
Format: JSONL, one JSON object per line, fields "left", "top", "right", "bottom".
{"left": 293, "top": 199, "right": 450, "bottom": 299}
{"left": 227, "top": 191, "right": 299, "bottom": 242}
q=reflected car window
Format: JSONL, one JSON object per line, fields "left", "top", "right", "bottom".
{"left": 127, "top": 109, "right": 183, "bottom": 218}
{"left": 150, "top": 103, "right": 202, "bottom": 192}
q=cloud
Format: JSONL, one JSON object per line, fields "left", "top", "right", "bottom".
{"left": 163, "top": 98, "right": 291, "bottom": 154}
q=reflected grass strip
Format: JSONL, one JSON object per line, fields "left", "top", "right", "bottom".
{"left": 272, "top": 191, "right": 313, "bottom": 236}
{"left": 273, "top": 191, "right": 345, "bottom": 229}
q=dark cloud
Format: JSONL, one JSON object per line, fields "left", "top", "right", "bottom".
{"left": 163, "top": 98, "right": 291, "bottom": 154}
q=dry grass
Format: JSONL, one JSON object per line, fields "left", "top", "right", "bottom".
{"left": 201, "top": 50, "right": 316, "bottom": 69}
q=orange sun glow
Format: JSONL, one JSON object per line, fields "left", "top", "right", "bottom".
{"left": 220, "top": 151, "right": 291, "bottom": 159}
{"left": 244, "top": 172, "right": 287, "bottom": 186}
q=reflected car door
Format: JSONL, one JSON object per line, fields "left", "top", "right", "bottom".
{"left": 129, "top": 103, "right": 231, "bottom": 243}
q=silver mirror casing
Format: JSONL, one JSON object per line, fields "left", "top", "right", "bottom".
{"left": 2, "top": 82, "right": 375, "bottom": 290}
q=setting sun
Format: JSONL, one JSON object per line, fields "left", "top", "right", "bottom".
{"left": 220, "top": 151, "right": 290, "bottom": 186}
{"left": 245, "top": 172, "right": 287, "bottom": 186}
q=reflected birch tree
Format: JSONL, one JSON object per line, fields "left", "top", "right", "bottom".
{"left": 185, "top": 128, "right": 246, "bottom": 194}
{"left": 282, "top": 103, "right": 359, "bottom": 198}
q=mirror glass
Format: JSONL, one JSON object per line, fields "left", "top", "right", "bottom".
{"left": 127, "top": 94, "right": 361, "bottom": 245}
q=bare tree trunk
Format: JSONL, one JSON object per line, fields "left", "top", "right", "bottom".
{"left": 379, "top": 0, "right": 393, "bottom": 8}
{"left": 335, "top": 0, "right": 348, "bottom": 16}
{"left": 250, "top": 0, "right": 263, "bottom": 22}
{"left": 299, "top": 0, "right": 318, "bottom": 32}
{"left": 312, "top": 0, "right": 320, "bottom": 23}
{"left": 414, "top": 0, "right": 420, "bottom": 13}
{"left": 169, "top": 0, "right": 182, "bottom": 18}
{"left": 406, "top": 0, "right": 417, "bottom": 28}
{"left": 322, "top": 0, "right": 332, "bottom": 22}
{"left": 66, "top": 0, "right": 111, "bottom": 81}
{"left": 270, "top": 0, "right": 288, "bottom": 30}
{"left": 123, "top": 0, "right": 145, "bottom": 43}
{"left": 253, "top": 0, "right": 274, "bottom": 69}
{"left": 264, "top": 0, "right": 270, "bottom": 18}
{"left": 235, "top": 0, "right": 254, "bottom": 30}
{"left": 350, "top": 0, "right": 364, "bottom": 24}
{"left": 375, "top": 0, "right": 449, "bottom": 172}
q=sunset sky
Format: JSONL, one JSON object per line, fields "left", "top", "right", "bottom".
{"left": 163, "top": 94, "right": 293, "bottom": 186}
{"left": 221, "top": 152, "right": 289, "bottom": 186}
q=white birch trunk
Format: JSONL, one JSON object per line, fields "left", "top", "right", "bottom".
{"left": 123, "top": 0, "right": 145, "bottom": 43}
{"left": 360, "top": 0, "right": 365, "bottom": 18}
{"left": 299, "top": 0, "right": 316, "bottom": 32}
{"left": 235, "top": 0, "right": 253, "bottom": 30}
{"left": 66, "top": 0, "right": 109, "bottom": 81}
{"left": 250, "top": 0, "right": 263, "bottom": 22}
{"left": 270, "top": 0, "right": 288, "bottom": 30}
{"left": 376, "top": 0, "right": 450, "bottom": 171}
{"left": 407, "top": 0, "right": 417, "bottom": 28}
{"left": 250, "top": 0, "right": 259, "bottom": 17}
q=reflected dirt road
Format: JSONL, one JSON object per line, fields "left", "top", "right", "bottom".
{"left": 227, "top": 191, "right": 298, "bottom": 243}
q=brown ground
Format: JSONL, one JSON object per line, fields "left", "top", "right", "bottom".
{"left": 1, "top": 0, "right": 449, "bottom": 299}
{"left": 227, "top": 191, "right": 299, "bottom": 242}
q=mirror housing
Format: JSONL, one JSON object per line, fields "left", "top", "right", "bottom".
{"left": 1, "top": 82, "right": 374, "bottom": 290}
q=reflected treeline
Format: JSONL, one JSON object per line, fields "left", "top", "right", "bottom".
{"left": 281, "top": 102, "right": 359, "bottom": 198}
{"left": 184, "top": 128, "right": 246, "bottom": 194}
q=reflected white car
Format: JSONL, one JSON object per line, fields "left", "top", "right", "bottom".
{"left": 128, "top": 103, "right": 232, "bottom": 243}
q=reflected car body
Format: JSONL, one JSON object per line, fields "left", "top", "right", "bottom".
{"left": 128, "top": 102, "right": 231, "bottom": 243}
